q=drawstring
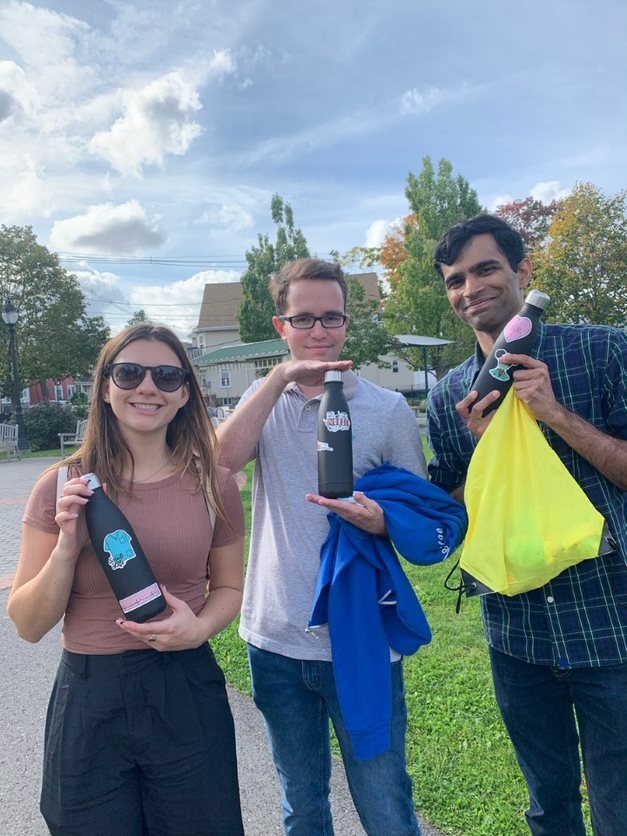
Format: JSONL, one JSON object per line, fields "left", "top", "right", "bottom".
{"left": 444, "top": 557, "right": 465, "bottom": 614}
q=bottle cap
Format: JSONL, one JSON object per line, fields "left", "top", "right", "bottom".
{"left": 83, "top": 473, "right": 102, "bottom": 490}
{"left": 525, "top": 290, "right": 550, "bottom": 311}
{"left": 324, "top": 370, "right": 344, "bottom": 383}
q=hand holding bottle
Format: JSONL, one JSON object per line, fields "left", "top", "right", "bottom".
{"left": 53, "top": 476, "right": 93, "bottom": 562}
{"left": 116, "top": 585, "right": 204, "bottom": 650}
{"left": 306, "top": 489, "right": 387, "bottom": 535}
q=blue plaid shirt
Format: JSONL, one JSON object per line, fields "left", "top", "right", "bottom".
{"left": 427, "top": 322, "right": 627, "bottom": 668}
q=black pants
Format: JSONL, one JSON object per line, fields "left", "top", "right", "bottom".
{"left": 41, "top": 644, "right": 244, "bottom": 836}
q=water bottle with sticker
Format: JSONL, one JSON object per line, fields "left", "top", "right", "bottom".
{"left": 83, "top": 473, "right": 166, "bottom": 622}
{"left": 472, "top": 290, "right": 550, "bottom": 417}
{"left": 317, "top": 371, "right": 354, "bottom": 499}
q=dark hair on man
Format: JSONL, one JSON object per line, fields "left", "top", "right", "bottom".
{"left": 433, "top": 214, "right": 526, "bottom": 276}
{"left": 270, "top": 258, "right": 348, "bottom": 315}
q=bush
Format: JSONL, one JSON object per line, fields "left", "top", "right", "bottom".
{"left": 23, "top": 403, "right": 77, "bottom": 451}
{"left": 69, "top": 390, "right": 89, "bottom": 419}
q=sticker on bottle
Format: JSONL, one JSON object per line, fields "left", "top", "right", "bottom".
{"left": 488, "top": 348, "right": 513, "bottom": 382}
{"left": 322, "top": 410, "right": 351, "bottom": 432}
{"left": 503, "top": 315, "right": 532, "bottom": 342}
{"left": 119, "top": 583, "right": 162, "bottom": 613}
{"left": 102, "top": 529, "right": 136, "bottom": 570}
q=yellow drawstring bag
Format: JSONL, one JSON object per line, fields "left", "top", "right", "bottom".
{"left": 460, "top": 389, "right": 607, "bottom": 596}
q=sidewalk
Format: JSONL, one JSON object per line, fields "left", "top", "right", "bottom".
{"left": 0, "top": 457, "right": 444, "bottom": 836}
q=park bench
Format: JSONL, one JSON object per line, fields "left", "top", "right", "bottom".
{"left": 58, "top": 418, "right": 88, "bottom": 457}
{"left": 0, "top": 423, "right": 20, "bottom": 460}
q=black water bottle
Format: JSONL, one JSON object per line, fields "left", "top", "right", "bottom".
{"left": 317, "top": 371, "right": 354, "bottom": 499}
{"left": 83, "top": 473, "right": 166, "bottom": 622}
{"left": 473, "top": 290, "right": 550, "bottom": 417}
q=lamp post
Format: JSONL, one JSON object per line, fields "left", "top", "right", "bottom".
{"left": 2, "top": 299, "right": 29, "bottom": 452}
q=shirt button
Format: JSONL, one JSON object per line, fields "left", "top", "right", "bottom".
{"left": 546, "top": 596, "right": 555, "bottom": 604}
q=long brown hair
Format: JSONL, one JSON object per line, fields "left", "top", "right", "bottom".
{"left": 58, "top": 324, "right": 225, "bottom": 519}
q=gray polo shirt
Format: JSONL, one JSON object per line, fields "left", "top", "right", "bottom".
{"left": 238, "top": 370, "right": 427, "bottom": 661}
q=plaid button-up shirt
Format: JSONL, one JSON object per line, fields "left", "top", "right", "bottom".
{"left": 427, "top": 322, "right": 627, "bottom": 668}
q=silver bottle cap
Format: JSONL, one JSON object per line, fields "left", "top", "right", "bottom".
{"left": 525, "top": 290, "right": 550, "bottom": 311}
{"left": 83, "top": 473, "right": 102, "bottom": 490}
{"left": 324, "top": 370, "right": 344, "bottom": 383}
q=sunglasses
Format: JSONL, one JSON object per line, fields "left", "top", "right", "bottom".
{"left": 105, "top": 362, "right": 189, "bottom": 393}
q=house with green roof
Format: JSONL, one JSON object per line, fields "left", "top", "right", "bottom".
{"left": 192, "top": 338, "right": 289, "bottom": 407}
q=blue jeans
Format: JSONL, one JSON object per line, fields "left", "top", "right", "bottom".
{"left": 489, "top": 647, "right": 627, "bottom": 836}
{"left": 248, "top": 645, "right": 421, "bottom": 836}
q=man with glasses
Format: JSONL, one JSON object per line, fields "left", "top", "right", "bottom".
{"left": 217, "top": 258, "right": 427, "bottom": 835}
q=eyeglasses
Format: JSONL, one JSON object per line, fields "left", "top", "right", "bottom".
{"left": 279, "top": 313, "right": 348, "bottom": 330}
{"left": 105, "top": 363, "right": 189, "bottom": 392}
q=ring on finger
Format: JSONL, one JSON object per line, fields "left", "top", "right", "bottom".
{"left": 148, "top": 634, "right": 158, "bottom": 643}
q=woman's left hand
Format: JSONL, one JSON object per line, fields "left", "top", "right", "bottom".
{"left": 115, "top": 586, "right": 205, "bottom": 651}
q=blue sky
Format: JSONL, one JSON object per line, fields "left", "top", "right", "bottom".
{"left": 1, "top": 0, "right": 625, "bottom": 336}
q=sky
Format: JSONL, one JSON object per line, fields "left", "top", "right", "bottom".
{"left": 1, "top": 0, "right": 626, "bottom": 338}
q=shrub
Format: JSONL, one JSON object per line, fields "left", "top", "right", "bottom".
{"left": 23, "top": 403, "right": 76, "bottom": 451}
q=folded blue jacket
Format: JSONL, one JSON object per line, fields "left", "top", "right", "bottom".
{"left": 309, "top": 462, "right": 467, "bottom": 760}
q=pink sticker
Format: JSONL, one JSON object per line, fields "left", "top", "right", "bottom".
{"left": 503, "top": 315, "right": 532, "bottom": 342}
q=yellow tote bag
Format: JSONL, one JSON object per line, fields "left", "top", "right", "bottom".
{"left": 460, "top": 389, "right": 606, "bottom": 596}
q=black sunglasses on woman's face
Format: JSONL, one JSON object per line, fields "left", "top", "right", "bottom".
{"left": 105, "top": 362, "right": 189, "bottom": 393}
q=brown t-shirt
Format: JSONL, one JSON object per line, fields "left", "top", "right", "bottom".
{"left": 23, "top": 467, "right": 245, "bottom": 654}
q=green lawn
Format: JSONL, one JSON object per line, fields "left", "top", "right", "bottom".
{"left": 212, "top": 460, "right": 593, "bottom": 836}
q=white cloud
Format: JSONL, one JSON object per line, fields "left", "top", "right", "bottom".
{"left": 89, "top": 71, "right": 203, "bottom": 176}
{"left": 399, "top": 85, "right": 448, "bottom": 115}
{"left": 364, "top": 219, "right": 392, "bottom": 248}
{"left": 0, "top": 60, "right": 39, "bottom": 120}
{"left": 530, "top": 180, "right": 570, "bottom": 204}
{"left": 488, "top": 193, "right": 514, "bottom": 212}
{"left": 50, "top": 200, "right": 166, "bottom": 254}
{"left": 195, "top": 202, "right": 255, "bottom": 232}
{"left": 0, "top": 151, "right": 54, "bottom": 221}
{"left": 0, "top": 1, "right": 94, "bottom": 100}
{"left": 128, "top": 269, "right": 241, "bottom": 337}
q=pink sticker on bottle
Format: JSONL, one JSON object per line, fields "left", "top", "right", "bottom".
{"left": 503, "top": 315, "right": 532, "bottom": 342}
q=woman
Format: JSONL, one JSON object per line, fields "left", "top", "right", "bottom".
{"left": 7, "top": 324, "right": 245, "bottom": 836}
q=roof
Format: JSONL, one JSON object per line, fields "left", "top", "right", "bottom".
{"left": 193, "top": 338, "right": 288, "bottom": 365}
{"left": 196, "top": 282, "right": 243, "bottom": 330}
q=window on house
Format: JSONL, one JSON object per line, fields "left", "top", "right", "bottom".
{"left": 220, "top": 369, "right": 231, "bottom": 387}
{"left": 392, "top": 360, "right": 399, "bottom": 373}
{"left": 55, "top": 384, "right": 63, "bottom": 401}
{"left": 67, "top": 385, "right": 76, "bottom": 399}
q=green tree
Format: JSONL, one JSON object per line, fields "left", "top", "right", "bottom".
{"left": 533, "top": 183, "right": 627, "bottom": 327}
{"left": 342, "top": 276, "right": 396, "bottom": 370}
{"left": 0, "top": 225, "right": 110, "bottom": 402}
{"left": 384, "top": 157, "right": 483, "bottom": 374}
{"left": 127, "top": 309, "right": 148, "bottom": 326}
{"left": 238, "top": 195, "right": 310, "bottom": 342}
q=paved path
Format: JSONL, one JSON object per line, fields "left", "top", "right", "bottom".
{"left": 0, "top": 457, "right": 443, "bottom": 836}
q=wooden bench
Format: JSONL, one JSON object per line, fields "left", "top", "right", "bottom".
{"left": 58, "top": 418, "right": 88, "bottom": 457}
{"left": 0, "top": 423, "right": 20, "bottom": 460}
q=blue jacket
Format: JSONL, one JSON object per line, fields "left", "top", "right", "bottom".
{"left": 309, "top": 463, "right": 467, "bottom": 760}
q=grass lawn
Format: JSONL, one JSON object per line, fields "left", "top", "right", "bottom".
{"left": 212, "top": 458, "right": 593, "bottom": 836}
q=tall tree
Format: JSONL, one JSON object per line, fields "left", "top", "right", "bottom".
{"left": 0, "top": 225, "right": 110, "bottom": 401}
{"left": 342, "top": 276, "right": 396, "bottom": 370}
{"left": 238, "top": 195, "right": 310, "bottom": 342}
{"left": 532, "top": 183, "right": 627, "bottom": 327}
{"left": 495, "top": 197, "right": 560, "bottom": 251}
{"left": 384, "top": 157, "right": 483, "bottom": 374}
{"left": 127, "top": 309, "right": 148, "bottom": 326}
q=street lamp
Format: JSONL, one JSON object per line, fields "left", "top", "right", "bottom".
{"left": 2, "top": 299, "right": 29, "bottom": 452}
